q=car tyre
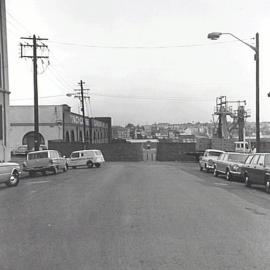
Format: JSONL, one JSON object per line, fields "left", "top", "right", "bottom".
{"left": 265, "top": 180, "right": 270, "bottom": 194}
{"left": 63, "top": 164, "right": 67, "bottom": 172}
{"left": 245, "top": 174, "right": 251, "bottom": 187}
{"left": 213, "top": 168, "right": 219, "bottom": 177}
{"left": 53, "top": 166, "right": 58, "bottom": 175}
{"left": 95, "top": 163, "right": 101, "bottom": 168}
{"left": 5, "top": 172, "right": 19, "bottom": 187}
{"left": 199, "top": 164, "right": 203, "bottom": 171}
{"left": 226, "top": 170, "right": 232, "bottom": 181}
{"left": 205, "top": 164, "right": 209, "bottom": 173}
{"left": 87, "top": 161, "right": 93, "bottom": 168}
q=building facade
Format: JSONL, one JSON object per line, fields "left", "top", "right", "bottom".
{"left": 0, "top": 0, "right": 10, "bottom": 161}
{"left": 9, "top": 104, "right": 112, "bottom": 151}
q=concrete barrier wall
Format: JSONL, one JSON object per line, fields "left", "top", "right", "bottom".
{"left": 48, "top": 141, "right": 144, "bottom": 161}
{"left": 156, "top": 142, "right": 196, "bottom": 161}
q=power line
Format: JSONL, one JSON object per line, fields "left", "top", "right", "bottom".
{"left": 48, "top": 39, "right": 252, "bottom": 50}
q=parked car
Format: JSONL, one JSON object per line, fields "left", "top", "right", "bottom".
{"left": 11, "top": 145, "right": 28, "bottom": 156}
{"left": 11, "top": 144, "right": 48, "bottom": 156}
{"left": 0, "top": 162, "right": 21, "bottom": 187}
{"left": 23, "top": 150, "right": 67, "bottom": 176}
{"left": 242, "top": 153, "right": 270, "bottom": 193}
{"left": 67, "top": 149, "right": 105, "bottom": 169}
{"left": 213, "top": 152, "right": 248, "bottom": 181}
{"left": 199, "top": 149, "right": 224, "bottom": 172}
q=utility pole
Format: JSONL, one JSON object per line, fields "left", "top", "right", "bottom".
{"left": 255, "top": 32, "right": 260, "bottom": 153}
{"left": 73, "top": 80, "right": 90, "bottom": 143}
{"left": 20, "top": 35, "right": 49, "bottom": 151}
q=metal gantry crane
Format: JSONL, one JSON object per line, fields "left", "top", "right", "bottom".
{"left": 213, "top": 96, "right": 250, "bottom": 140}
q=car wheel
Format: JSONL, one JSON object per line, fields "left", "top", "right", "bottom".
{"left": 245, "top": 174, "right": 251, "bottom": 187}
{"left": 213, "top": 168, "right": 219, "bottom": 177}
{"left": 199, "top": 164, "right": 203, "bottom": 171}
{"left": 5, "top": 172, "right": 20, "bottom": 187}
{"left": 205, "top": 165, "right": 209, "bottom": 173}
{"left": 226, "top": 170, "right": 232, "bottom": 181}
{"left": 95, "top": 163, "right": 101, "bottom": 168}
{"left": 53, "top": 166, "right": 58, "bottom": 175}
{"left": 265, "top": 180, "right": 270, "bottom": 194}
{"left": 63, "top": 164, "right": 67, "bottom": 172}
{"left": 87, "top": 161, "right": 93, "bottom": 168}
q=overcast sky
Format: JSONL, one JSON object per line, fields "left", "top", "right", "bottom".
{"left": 5, "top": 0, "right": 270, "bottom": 125}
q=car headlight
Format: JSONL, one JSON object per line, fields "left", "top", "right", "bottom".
{"left": 232, "top": 164, "right": 239, "bottom": 171}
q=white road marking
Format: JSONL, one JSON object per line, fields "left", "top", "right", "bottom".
{"left": 26, "top": 180, "right": 50, "bottom": 185}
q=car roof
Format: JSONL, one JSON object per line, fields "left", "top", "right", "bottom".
{"left": 226, "top": 152, "right": 248, "bottom": 155}
{"left": 205, "top": 149, "right": 224, "bottom": 153}
{"left": 72, "top": 149, "right": 100, "bottom": 153}
{"left": 27, "top": 150, "right": 52, "bottom": 154}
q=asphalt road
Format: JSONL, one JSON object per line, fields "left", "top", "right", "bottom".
{"left": 0, "top": 162, "right": 270, "bottom": 270}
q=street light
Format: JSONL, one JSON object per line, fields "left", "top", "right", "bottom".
{"left": 208, "top": 32, "right": 260, "bottom": 152}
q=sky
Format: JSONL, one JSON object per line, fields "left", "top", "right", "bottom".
{"left": 5, "top": 0, "right": 270, "bottom": 126}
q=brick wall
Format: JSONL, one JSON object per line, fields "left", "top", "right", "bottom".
{"left": 156, "top": 142, "right": 196, "bottom": 161}
{"left": 48, "top": 141, "right": 143, "bottom": 161}
{"left": 211, "top": 138, "right": 236, "bottom": 151}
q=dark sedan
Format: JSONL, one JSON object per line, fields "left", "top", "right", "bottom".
{"left": 242, "top": 153, "right": 270, "bottom": 193}
{"left": 213, "top": 152, "right": 248, "bottom": 181}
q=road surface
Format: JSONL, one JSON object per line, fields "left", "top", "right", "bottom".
{"left": 0, "top": 162, "right": 270, "bottom": 270}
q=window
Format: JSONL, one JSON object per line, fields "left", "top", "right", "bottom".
{"left": 265, "top": 155, "right": 270, "bottom": 166}
{"left": 245, "top": 155, "right": 253, "bottom": 165}
{"left": 250, "top": 154, "right": 260, "bottom": 165}
{"left": 28, "top": 151, "right": 48, "bottom": 160}
{"left": 228, "top": 153, "right": 247, "bottom": 163}
{"left": 209, "top": 151, "right": 223, "bottom": 157}
{"left": 71, "top": 152, "right": 79, "bottom": 158}
{"left": 257, "top": 155, "right": 265, "bottom": 166}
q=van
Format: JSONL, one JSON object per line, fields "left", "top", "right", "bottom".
{"left": 23, "top": 150, "right": 68, "bottom": 176}
{"left": 67, "top": 150, "right": 105, "bottom": 169}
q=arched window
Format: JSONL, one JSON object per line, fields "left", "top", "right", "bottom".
{"left": 22, "top": 131, "right": 45, "bottom": 150}
{"left": 71, "top": 130, "right": 75, "bottom": 142}
{"left": 66, "top": 131, "right": 70, "bottom": 142}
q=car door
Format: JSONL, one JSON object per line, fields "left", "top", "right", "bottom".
{"left": 255, "top": 154, "right": 266, "bottom": 184}
{"left": 70, "top": 152, "right": 80, "bottom": 166}
{"left": 248, "top": 154, "right": 260, "bottom": 183}
{"left": 0, "top": 164, "right": 11, "bottom": 182}
{"left": 220, "top": 153, "right": 228, "bottom": 173}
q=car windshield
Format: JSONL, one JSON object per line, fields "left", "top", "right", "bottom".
{"left": 208, "top": 151, "right": 222, "bottom": 157}
{"left": 228, "top": 153, "right": 247, "bottom": 163}
{"left": 71, "top": 152, "right": 79, "bottom": 158}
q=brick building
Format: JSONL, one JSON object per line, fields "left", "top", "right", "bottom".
{"left": 9, "top": 104, "right": 112, "bottom": 151}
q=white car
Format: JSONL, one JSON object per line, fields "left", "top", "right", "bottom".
{"left": 67, "top": 149, "right": 105, "bottom": 169}
{"left": 0, "top": 162, "right": 21, "bottom": 187}
{"left": 23, "top": 150, "right": 68, "bottom": 176}
{"left": 199, "top": 149, "right": 225, "bottom": 172}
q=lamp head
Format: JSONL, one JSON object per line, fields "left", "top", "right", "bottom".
{"left": 207, "top": 32, "right": 222, "bottom": 40}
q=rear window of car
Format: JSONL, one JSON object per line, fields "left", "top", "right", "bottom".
{"left": 227, "top": 153, "right": 247, "bottom": 163}
{"left": 28, "top": 151, "right": 48, "bottom": 160}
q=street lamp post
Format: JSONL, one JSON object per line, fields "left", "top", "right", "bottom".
{"left": 208, "top": 32, "right": 260, "bottom": 152}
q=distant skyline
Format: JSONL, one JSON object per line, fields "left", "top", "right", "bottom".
{"left": 6, "top": 0, "right": 270, "bottom": 125}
